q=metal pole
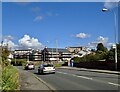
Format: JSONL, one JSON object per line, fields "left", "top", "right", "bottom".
{"left": 27, "top": 52, "right": 29, "bottom": 62}
{"left": 52, "top": 48, "right": 53, "bottom": 58}
{"left": 102, "top": 8, "right": 117, "bottom": 70}
{"left": 113, "top": 11, "right": 117, "bottom": 70}
{"left": 56, "top": 39, "right": 58, "bottom": 62}
{"left": 44, "top": 49, "right": 45, "bottom": 62}
{"left": 15, "top": 55, "right": 16, "bottom": 65}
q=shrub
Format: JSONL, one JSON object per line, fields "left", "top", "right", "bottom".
{"left": 11, "top": 59, "right": 27, "bottom": 66}
{"left": 0, "top": 65, "right": 2, "bottom": 91}
{"left": 72, "top": 54, "right": 102, "bottom": 62}
{"left": 2, "top": 65, "right": 20, "bottom": 90}
{"left": 53, "top": 63, "right": 62, "bottom": 67}
{"left": 72, "top": 57, "right": 81, "bottom": 63}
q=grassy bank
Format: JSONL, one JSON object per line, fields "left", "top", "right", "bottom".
{"left": 2, "top": 65, "right": 20, "bottom": 90}
{"left": 53, "top": 63, "right": 62, "bottom": 67}
{"left": 0, "top": 65, "right": 2, "bottom": 90}
{"left": 0, "top": 57, "right": 2, "bottom": 90}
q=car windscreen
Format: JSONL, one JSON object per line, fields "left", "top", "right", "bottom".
{"left": 43, "top": 64, "right": 53, "bottom": 67}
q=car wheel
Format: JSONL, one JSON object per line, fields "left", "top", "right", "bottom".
{"left": 38, "top": 70, "right": 40, "bottom": 74}
{"left": 40, "top": 70, "right": 44, "bottom": 74}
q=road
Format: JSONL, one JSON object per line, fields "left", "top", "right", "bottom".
{"left": 18, "top": 66, "right": 119, "bottom": 90}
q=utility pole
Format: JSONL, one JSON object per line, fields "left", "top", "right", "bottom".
{"left": 52, "top": 48, "right": 53, "bottom": 58}
{"left": 56, "top": 39, "right": 58, "bottom": 62}
{"left": 44, "top": 49, "right": 45, "bottom": 62}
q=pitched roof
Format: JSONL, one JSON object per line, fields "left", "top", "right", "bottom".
{"left": 46, "top": 48, "right": 70, "bottom": 53}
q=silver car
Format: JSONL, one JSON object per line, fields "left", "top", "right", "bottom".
{"left": 38, "top": 64, "right": 55, "bottom": 74}
{"left": 24, "top": 63, "right": 35, "bottom": 70}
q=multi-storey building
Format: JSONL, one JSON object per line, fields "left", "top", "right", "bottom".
{"left": 13, "top": 48, "right": 71, "bottom": 62}
{"left": 66, "top": 46, "right": 86, "bottom": 53}
{"left": 41, "top": 48, "right": 71, "bottom": 62}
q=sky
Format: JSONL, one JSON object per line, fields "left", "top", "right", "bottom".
{"left": 1, "top": 0, "right": 119, "bottom": 50}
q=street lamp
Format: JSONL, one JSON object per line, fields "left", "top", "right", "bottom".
{"left": 43, "top": 46, "right": 47, "bottom": 63}
{"left": 102, "top": 8, "right": 117, "bottom": 70}
{"left": 27, "top": 48, "right": 32, "bottom": 63}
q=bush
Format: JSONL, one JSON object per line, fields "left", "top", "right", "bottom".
{"left": 53, "top": 63, "right": 62, "bottom": 67}
{"left": 0, "top": 65, "right": 2, "bottom": 91}
{"left": 11, "top": 59, "right": 27, "bottom": 66}
{"left": 2, "top": 65, "right": 20, "bottom": 90}
{"left": 73, "top": 57, "right": 81, "bottom": 63}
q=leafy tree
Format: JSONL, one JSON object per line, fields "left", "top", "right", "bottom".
{"left": 2, "top": 47, "right": 10, "bottom": 67}
{"left": 96, "top": 43, "right": 108, "bottom": 60}
{"left": 117, "top": 44, "right": 120, "bottom": 61}
{"left": 106, "top": 43, "right": 120, "bottom": 61}
{"left": 96, "top": 43, "right": 108, "bottom": 53}
{"left": 106, "top": 48, "right": 114, "bottom": 61}
{"left": 2, "top": 48, "right": 10, "bottom": 61}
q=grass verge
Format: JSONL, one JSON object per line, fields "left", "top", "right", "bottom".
{"left": 2, "top": 65, "right": 20, "bottom": 91}
{"left": 53, "top": 63, "right": 62, "bottom": 67}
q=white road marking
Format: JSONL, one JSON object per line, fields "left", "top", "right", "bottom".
{"left": 57, "top": 71, "right": 92, "bottom": 80}
{"left": 108, "top": 82, "right": 120, "bottom": 87}
{"left": 57, "top": 71, "right": 119, "bottom": 87}
{"left": 76, "top": 75, "right": 93, "bottom": 80}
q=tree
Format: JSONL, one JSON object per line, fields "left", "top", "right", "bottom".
{"left": 106, "top": 43, "right": 120, "bottom": 61}
{"left": 117, "top": 44, "right": 120, "bottom": 61}
{"left": 96, "top": 43, "right": 108, "bottom": 53}
{"left": 106, "top": 48, "right": 114, "bottom": 61}
{"left": 96, "top": 43, "right": 108, "bottom": 60}
{"left": 2, "top": 47, "right": 10, "bottom": 67}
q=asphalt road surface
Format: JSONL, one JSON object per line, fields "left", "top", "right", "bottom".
{"left": 19, "top": 66, "right": 119, "bottom": 90}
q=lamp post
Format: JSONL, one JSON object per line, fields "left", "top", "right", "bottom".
{"left": 102, "top": 8, "right": 117, "bottom": 70}
{"left": 27, "top": 48, "right": 32, "bottom": 63}
{"left": 43, "top": 46, "right": 47, "bottom": 63}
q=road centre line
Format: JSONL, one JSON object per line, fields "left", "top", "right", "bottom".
{"left": 57, "top": 71, "right": 119, "bottom": 87}
{"left": 57, "top": 71, "right": 92, "bottom": 80}
{"left": 76, "top": 75, "right": 93, "bottom": 80}
{"left": 108, "top": 82, "right": 120, "bottom": 87}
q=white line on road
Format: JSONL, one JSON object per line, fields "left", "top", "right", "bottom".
{"left": 57, "top": 71, "right": 92, "bottom": 80}
{"left": 57, "top": 71, "right": 119, "bottom": 87}
{"left": 108, "top": 82, "right": 120, "bottom": 87}
{"left": 76, "top": 75, "right": 93, "bottom": 80}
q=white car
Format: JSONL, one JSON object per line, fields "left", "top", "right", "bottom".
{"left": 24, "top": 63, "right": 35, "bottom": 70}
{"left": 38, "top": 64, "right": 55, "bottom": 74}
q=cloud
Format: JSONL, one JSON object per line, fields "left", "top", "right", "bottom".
{"left": 88, "top": 36, "right": 114, "bottom": 49}
{"left": 33, "top": 11, "right": 59, "bottom": 22}
{"left": 97, "top": 36, "right": 108, "bottom": 44}
{"left": 7, "top": 41, "right": 18, "bottom": 50}
{"left": 46, "top": 12, "right": 59, "bottom": 17}
{"left": 104, "top": 0, "right": 118, "bottom": 9}
{"left": 18, "top": 35, "right": 44, "bottom": 50}
{"left": 75, "top": 33, "right": 90, "bottom": 38}
{"left": 89, "top": 36, "right": 108, "bottom": 46}
{"left": 1, "top": 35, "right": 18, "bottom": 50}
{"left": 15, "top": 2, "right": 30, "bottom": 6}
{"left": 34, "top": 16, "right": 43, "bottom": 21}
{"left": 3, "top": 35, "right": 14, "bottom": 41}
{"left": 31, "top": 7, "right": 41, "bottom": 12}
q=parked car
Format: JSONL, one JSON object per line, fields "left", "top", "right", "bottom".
{"left": 24, "top": 63, "right": 35, "bottom": 70}
{"left": 38, "top": 64, "right": 55, "bottom": 74}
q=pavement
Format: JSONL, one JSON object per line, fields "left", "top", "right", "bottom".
{"left": 17, "top": 67, "right": 54, "bottom": 91}
{"left": 59, "top": 66, "right": 120, "bottom": 75}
